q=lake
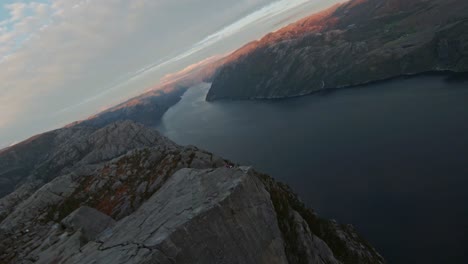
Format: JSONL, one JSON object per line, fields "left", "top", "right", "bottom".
{"left": 157, "top": 75, "right": 468, "bottom": 264}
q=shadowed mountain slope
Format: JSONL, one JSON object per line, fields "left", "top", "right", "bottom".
{"left": 207, "top": 0, "right": 468, "bottom": 100}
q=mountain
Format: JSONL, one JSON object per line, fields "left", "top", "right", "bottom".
{"left": 67, "top": 55, "right": 224, "bottom": 130}
{"left": 0, "top": 121, "right": 174, "bottom": 216}
{"left": 0, "top": 54, "right": 225, "bottom": 202}
{"left": 206, "top": 0, "right": 468, "bottom": 100}
{"left": 76, "top": 86, "right": 188, "bottom": 128}
{"left": 0, "top": 82, "right": 196, "bottom": 201}
{"left": 0, "top": 121, "right": 384, "bottom": 263}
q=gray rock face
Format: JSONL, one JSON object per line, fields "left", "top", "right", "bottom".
{"left": 64, "top": 168, "right": 288, "bottom": 264}
{"left": 0, "top": 121, "right": 384, "bottom": 263}
{"left": 61, "top": 206, "right": 116, "bottom": 242}
{"left": 0, "top": 120, "right": 173, "bottom": 220}
{"left": 288, "top": 210, "right": 340, "bottom": 264}
{"left": 207, "top": 0, "right": 468, "bottom": 101}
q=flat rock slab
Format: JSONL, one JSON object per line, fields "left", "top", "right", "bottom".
{"left": 61, "top": 206, "right": 116, "bottom": 241}
{"left": 67, "top": 167, "right": 288, "bottom": 264}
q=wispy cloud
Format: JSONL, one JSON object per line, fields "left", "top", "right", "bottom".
{"left": 56, "top": 0, "right": 312, "bottom": 114}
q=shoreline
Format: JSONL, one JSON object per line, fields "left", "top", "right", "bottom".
{"left": 206, "top": 70, "right": 468, "bottom": 102}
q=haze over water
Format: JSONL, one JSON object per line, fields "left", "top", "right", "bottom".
{"left": 157, "top": 75, "right": 468, "bottom": 264}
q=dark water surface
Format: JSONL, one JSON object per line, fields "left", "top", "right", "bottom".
{"left": 157, "top": 75, "right": 468, "bottom": 263}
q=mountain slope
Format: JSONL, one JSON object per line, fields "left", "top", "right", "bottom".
{"left": 0, "top": 121, "right": 174, "bottom": 221}
{"left": 66, "top": 55, "right": 224, "bottom": 131}
{"left": 0, "top": 121, "right": 384, "bottom": 264}
{"left": 207, "top": 0, "right": 468, "bottom": 100}
{"left": 78, "top": 86, "right": 188, "bottom": 128}
{"left": 0, "top": 56, "right": 227, "bottom": 203}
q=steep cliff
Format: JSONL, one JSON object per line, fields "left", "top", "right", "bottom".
{"left": 0, "top": 121, "right": 384, "bottom": 263}
{"left": 207, "top": 0, "right": 468, "bottom": 100}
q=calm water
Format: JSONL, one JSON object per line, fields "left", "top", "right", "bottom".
{"left": 157, "top": 75, "right": 468, "bottom": 264}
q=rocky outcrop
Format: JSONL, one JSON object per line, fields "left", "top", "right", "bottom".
{"left": 258, "top": 173, "right": 383, "bottom": 264}
{"left": 207, "top": 0, "right": 468, "bottom": 100}
{"left": 60, "top": 168, "right": 288, "bottom": 264}
{"left": 0, "top": 121, "right": 384, "bottom": 263}
{"left": 0, "top": 121, "right": 173, "bottom": 221}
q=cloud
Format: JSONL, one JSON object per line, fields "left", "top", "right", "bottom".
{"left": 0, "top": 0, "right": 275, "bottom": 144}
{"left": 5, "top": 3, "right": 28, "bottom": 22}
{"left": 56, "top": 0, "right": 313, "bottom": 113}
{"left": 0, "top": 0, "right": 340, "bottom": 147}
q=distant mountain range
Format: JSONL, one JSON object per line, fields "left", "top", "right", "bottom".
{"left": 207, "top": 0, "right": 468, "bottom": 100}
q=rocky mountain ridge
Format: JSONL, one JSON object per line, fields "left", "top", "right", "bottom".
{"left": 0, "top": 121, "right": 384, "bottom": 263}
{"left": 207, "top": 0, "right": 468, "bottom": 100}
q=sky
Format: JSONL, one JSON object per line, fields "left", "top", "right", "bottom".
{"left": 0, "top": 0, "right": 341, "bottom": 148}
